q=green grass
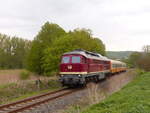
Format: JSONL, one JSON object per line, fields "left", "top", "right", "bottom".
{"left": 0, "top": 79, "right": 62, "bottom": 105}
{"left": 19, "top": 70, "right": 30, "bottom": 80}
{"left": 82, "top": 72, "right": 150, "bottom": 113}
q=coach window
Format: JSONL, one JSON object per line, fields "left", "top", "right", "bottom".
{"left": 62, "top": 56, "right": 70, "bottom": 63}
{"left": 72, "top": 56, "right": 80, "bottom": 63}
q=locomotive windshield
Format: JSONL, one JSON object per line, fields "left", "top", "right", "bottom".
{"left": 72, "top": 56, "right": 80, "bottom": 63}
{"left": 62, "top": 56, "right": 70, "bottom": 63}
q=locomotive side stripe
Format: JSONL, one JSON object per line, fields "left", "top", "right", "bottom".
{"left": 60, "top": 70, "right": 110, "bottom": 75}
{"left": 89, "top": 70, "right": 110, "bottom": 74}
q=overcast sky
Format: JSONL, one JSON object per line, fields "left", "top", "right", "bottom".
{"left": 0, "top": 0, "right": 150, "bottom": 51}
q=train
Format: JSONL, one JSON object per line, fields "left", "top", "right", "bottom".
{"left": 59, "top": 49, "right": 127, "bottom": 87}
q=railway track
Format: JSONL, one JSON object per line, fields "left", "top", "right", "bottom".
{"left": 0, "top": 88, "right": 81, "bottom": 113}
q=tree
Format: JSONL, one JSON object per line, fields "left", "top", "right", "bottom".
{"left": 138, "top": 54, "right": 150, "bottom": 71}
{"left": 0, "top": 34, "right": 31, "bottom": 69}
{"left": 26, "top": 23, "right": 106, "bottom": 76}
{"left": 143, "top": 45, "right": 150, "bottom": 53}
{"left": 128, "top": 52, "right": 141, "bottom": 68}
{"left": 138, "top": 45, "right": 150, "bottom": 71}
{"left": 127, "top": 45, "right": 150, "bottom": 71}
{"left": 42, "top": 29, "right": 106, "bottom": 76}
{"left": 26, "top": 22, "right": 66, "bottom": 74}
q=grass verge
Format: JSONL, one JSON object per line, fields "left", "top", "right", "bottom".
{"left": 0, "top": 79, "right": 62, "bottom": 105}
{"left": 82, "top": 72, "right": 150, "bottom": 113}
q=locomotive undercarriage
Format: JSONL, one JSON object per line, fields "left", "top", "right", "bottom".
{"left": 59, "top": 72, "right": 107, "bottom": 87}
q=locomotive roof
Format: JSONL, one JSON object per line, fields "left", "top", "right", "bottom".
{"left": 63, "top": 49, "right": 110, "bottom": 61}
{"left": 63, "top": 49, "right": 126, "bottom": 65}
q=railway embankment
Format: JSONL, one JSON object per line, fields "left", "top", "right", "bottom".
{"left": 82, "top": 71, "right": 150, "bottom": 113}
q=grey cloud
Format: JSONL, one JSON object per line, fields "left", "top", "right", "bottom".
{"left": 0, "top": 0, "right": 150, "bottom": 51}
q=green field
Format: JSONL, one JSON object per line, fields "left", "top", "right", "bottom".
{"left": 82, "top": 72, "right": 150, "bottom": 113}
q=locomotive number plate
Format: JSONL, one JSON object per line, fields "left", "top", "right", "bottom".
{"left": 68, "top": 65, "right": 72, "bottom": 69}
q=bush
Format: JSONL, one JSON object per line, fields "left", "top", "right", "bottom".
{"left": 19, "top": 71, "right": 30, "bottom": 80}
{"left": 136, "top": 69, "right": 145, "bottom": 75}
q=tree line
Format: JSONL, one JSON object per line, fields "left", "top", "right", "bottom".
{"left": 1, "top": 21, "right": 149, "bottom": 75}
{"left": 126, "top": 45, "right": 150, "bottom": 71}
{"left": 0, "top": 34, "right": 31, "bottom": 69}
{"left": 0, "top": 22, "right": 106, "bottom": 76}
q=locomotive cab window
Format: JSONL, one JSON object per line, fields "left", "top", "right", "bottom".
{"left": 72, "top": 56, "right": 80, "bottom": 63}
{"left": 82, "top": 57, "right": 86, "bottom": 63}
{"left": 62, "top": 56, "right": 70, "bottom": 63}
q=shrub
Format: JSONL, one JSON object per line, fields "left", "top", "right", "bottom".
{"left": 136, "top": 69, "right": 145, "bottom": 75}
{"left": 19, "top": 71, "right": 30, "bottom": 80}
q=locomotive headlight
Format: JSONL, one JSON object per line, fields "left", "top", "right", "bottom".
{"left": 78, "top": 74, "right": 81, "bottom": 77}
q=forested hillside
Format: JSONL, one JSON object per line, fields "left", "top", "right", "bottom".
{"left": 106, "top": 51, "right": 134, "bottom": 59}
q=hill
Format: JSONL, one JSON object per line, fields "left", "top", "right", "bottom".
{"left": 106, "top": 51, "right": 134, "bottom": 59}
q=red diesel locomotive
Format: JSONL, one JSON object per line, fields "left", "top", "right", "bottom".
{"left": 59, "top": 49, "right": 126, "bottom": 87}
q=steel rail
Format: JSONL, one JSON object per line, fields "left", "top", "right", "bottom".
{"left": 0, "top": 88, "right": 70, "bottom": 112}
{"left": 7, "top": 89, "right": 79, "bottom": 113}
